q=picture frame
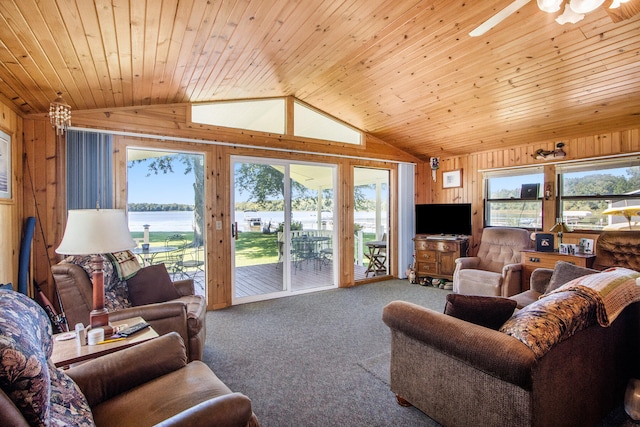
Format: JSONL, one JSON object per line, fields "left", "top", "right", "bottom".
{"left": 535, "top": 233, "right": 554, "bottom": 252}
{"left": 579, "top": 238, "right": 594, "bottom": 254}
{"left": 0, "top": 130, "right": 11, "bottom": 200}
{"left": 559, "top": 243, "right": 578, "bottom": 255}
{"left": 442, "top": 169, "right": 462, "bottom": 188}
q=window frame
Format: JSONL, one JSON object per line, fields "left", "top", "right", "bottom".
{"left": 483, "top": 167, "right": 544, "bottom": 230}
{"left": 557, "top": 157, "right": 640, "bottom": 231}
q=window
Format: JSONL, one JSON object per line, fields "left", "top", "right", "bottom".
{"left": 293, "top": 100, "right": 362, "bottom": 144}
{"left": 484, "top": 168, "right": 543, "bottom": 229}
{"left": 558, "top": 158, "right": 640, "bottom": 230}
{"left": 191, "top": 97, "right": 363, "bottom": 145}
{"left": 192, "top": 98, "right": 285, "bottom": 134}
{"left": 66, "top": 130, "right": 113, "bottom": 209}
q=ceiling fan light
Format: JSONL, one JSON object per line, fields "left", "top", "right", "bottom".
{"left": 569, "top": 0, "right": 605, "bottom": 14}
{"left": 537, "top": 0, "right": 564, "bottom": 13}
{"left": 556, "top": 3, "right": 586, "bottom": 23}
{"left": 610, "top": 0, "right": 630, "bottom": 8}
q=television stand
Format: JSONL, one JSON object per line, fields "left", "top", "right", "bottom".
{"left": 426, "top": 235, "right": 459, "bottom": 240}
{"left": 413, "top": 235, "right": 469, "bottom": 281}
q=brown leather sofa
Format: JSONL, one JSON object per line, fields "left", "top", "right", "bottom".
{"left": 511, "top": 230, "right": 640, "bottom": 308}
{"left": 52, "top": 262, "right": 206, "bottom": 361}
{"left": 0, "top": 289, "right": 258, "bottom": 427}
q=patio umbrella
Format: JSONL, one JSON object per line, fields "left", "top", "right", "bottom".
{"left": 602, "top": 206, "right": 640, "bottom": 230}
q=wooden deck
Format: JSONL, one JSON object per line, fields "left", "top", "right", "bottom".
{"left": 179, "top": 261, "right": 376, "bottom": 300}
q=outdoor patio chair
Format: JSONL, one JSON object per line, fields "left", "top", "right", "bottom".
{"left": 156, "top": 234, "right": 188, "bottom": 279}
{"left": 181, "top": 243, "right": 205, "bottom": 280}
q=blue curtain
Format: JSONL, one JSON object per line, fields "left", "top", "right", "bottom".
{"left": 66, "top": 130, "right": 113, "bottom": 209}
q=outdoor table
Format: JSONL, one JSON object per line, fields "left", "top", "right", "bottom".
{"left": 291, "top": 236, "right": 330, "bottom": 271}
{"left": 132, "top": 246, "right": 178, "bottom": 266}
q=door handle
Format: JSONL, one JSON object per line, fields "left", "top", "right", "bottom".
{"left": 232, "top": 222, "right": 239, "bottom": 240}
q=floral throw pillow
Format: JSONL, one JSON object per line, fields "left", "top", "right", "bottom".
{"left": 0, "top": 290, "right": 53, "bottom": 425}
{"left": 63, "top": 255, "right": 132, "bottom": 311}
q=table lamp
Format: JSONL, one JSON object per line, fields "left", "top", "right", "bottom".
{"left": 56, "top": 209, "right": 135, "bottom": 336}
{"left": 550, "top": 218, "right": 572, "bottom": 246}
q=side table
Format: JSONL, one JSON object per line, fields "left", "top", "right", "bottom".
{"left": 51, "top": 316, "right": 158, "bottom": 368}
{"left": 520, "top": 249, "right": 596, "bottom": 291}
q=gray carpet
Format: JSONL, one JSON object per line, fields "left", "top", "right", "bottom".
{"left": 202, "top": 279, "right": 635, "bottom": 427}
{"left": 203, "top": 280, "right": 445, "bottom": 426}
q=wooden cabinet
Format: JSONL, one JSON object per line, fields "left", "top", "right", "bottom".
{"left": 520, "top": 249, "right": 596, "bottom": 290}
{"left": 413, "top": 235, "right": 469, "bottom": 281}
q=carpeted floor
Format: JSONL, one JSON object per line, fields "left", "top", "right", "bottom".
{"left": 202, "top": 279, "right": 636, "bottom": 427}
{"left": 204, "top": 280, "right": 445, "bottom": 426}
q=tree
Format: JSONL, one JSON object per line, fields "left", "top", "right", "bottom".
{"left": 234, "top": 163, "right": 313, "bottom": 207}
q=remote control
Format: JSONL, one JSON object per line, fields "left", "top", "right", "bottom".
{"left": 116, "top": 322, "right": 150, "bottom": 338}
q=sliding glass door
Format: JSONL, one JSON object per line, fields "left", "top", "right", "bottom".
{"left": 232, "top": 156, "right": 337, "bottom": 304}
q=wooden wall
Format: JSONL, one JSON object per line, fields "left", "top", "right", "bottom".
{"left": 16, "top": 99, "right": 640, "bottom": 309}
{"left": 22, "top": 103, "right": 418, "bottom": 310}
{"left": 419, "top": 128, "right": 640, "bottom": 254}
{"left": 0, "top": 99, "right": 23, "bottom": 291}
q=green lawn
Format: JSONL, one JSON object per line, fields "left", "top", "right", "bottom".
{"left": 132, "top": 230, "right": 377, "bottom": 268}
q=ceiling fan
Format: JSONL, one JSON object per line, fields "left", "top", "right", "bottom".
{"left": 469, "top": 0, "right": 637, "bottom": 37}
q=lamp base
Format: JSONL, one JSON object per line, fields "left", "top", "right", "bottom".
{"left": 90, "top": 309, "right": 114, "bottom": 337}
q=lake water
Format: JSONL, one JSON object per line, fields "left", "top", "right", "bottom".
{"left": 128, "top": 210, "right": 383, "bottom": 232}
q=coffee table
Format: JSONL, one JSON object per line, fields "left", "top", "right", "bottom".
{"left": 51, "top": 316, "right": 158, "bottom": 368}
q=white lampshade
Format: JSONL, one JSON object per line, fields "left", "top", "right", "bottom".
{"left": 569, "top": 0, "right": 605, "bottom": 13}
{"left": 537, "top": 0, "right": 564, "bottom": 13}
{"left": 56, "top": 209, "right": 136, "bottom": 255}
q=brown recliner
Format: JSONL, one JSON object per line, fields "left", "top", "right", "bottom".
{"left": 0, "top": 289, "right": 258, "bottom": 427}
{"left": 52, "top": 262, "right": 206, "bottom": 362}
{"left": 453, "top": 227, "right": 531, "bottom": 297}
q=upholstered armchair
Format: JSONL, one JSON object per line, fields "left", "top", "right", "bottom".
{"left": 52, "top": 256, "right": 206, "bottom": 362}
{"left": 0, "top": 290, "right": 258, "bottom": 427}
{"left": 453, "top": 227, "right": 531, "bottom": 297}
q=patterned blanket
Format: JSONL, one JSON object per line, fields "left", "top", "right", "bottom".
{"left": 548, "top": 267, "right": 640, "bottom": 326}
{"left": 500, "top": 267, "right": 640, "bottom": 358}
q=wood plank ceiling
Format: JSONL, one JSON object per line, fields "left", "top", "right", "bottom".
{"left": 0, "top": 0, "right": 638, "bottom": 160}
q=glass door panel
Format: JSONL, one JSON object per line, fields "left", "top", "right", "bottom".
{"left": 289, "top": 163, "right": 336, "bottom": 292}
{"left": 127, "top": 148, "right": 206, "bottom": 297}
{"left": 232, "top": 157, "right": 337, "bottom": 304}
{"left": 354, "top": 167, "right": 390, "bottom": 281}
{"left": 233, "top": 159, "right": 287, "bottom": 301}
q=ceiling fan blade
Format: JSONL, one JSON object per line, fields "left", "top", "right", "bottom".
{"left": 469, "top": 0, "right": 533, "bottom": 37}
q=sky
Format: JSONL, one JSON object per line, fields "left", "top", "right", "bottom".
{"left": 127, "top": 158, "right": 195, "bottom": 205}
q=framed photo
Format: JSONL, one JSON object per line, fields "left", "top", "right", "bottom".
{"left": 442, "top": 169, "right": 462, "bottom": 188}
{"left": 0, "top": 130, "right": 11, "bottom": 200}
{"left": 579, "top": 238, "right": 594, "bottom": 254}
{"left": 535, "top": 233, "right": 554, "bottom": 252}
{"left": 559, "top": 243, "right": 578, "bottom": 255}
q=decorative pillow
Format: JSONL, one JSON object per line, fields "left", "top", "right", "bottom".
{"left": 63, "top": 255, "right": 132, "bottom": 311}
{"left": 547, "top": 261, "right": 598, "bottom": 293}
{"left": 49, "top": 361, "right": 95, "bottom": 426}
{"left": 499, "top": 290, "right": 596, "bottom": 358}
{"left": 0, "top": 290, "right": 53, "bottom": 426}
{"left": 444, "top": 293, "right": 517, "bottom": 330}
{"left": 127, "top": 263, "right": 181, "bottom": 306}
{"left": 107, "top": 250, "right": 141, "bottom": 280}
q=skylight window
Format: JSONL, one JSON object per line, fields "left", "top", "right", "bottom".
{"left": 191, "top": 97, "right": 362, "bottom": 145}
{"left": 293, "top": 101, "right": 361, "bottom": 145}
{"left": 192, "top": 98, "right": 285, "bottom": 134}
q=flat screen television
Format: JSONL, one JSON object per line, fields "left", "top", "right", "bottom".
{"left": 415, "top": 203, "right": 472, "bottom": 236}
